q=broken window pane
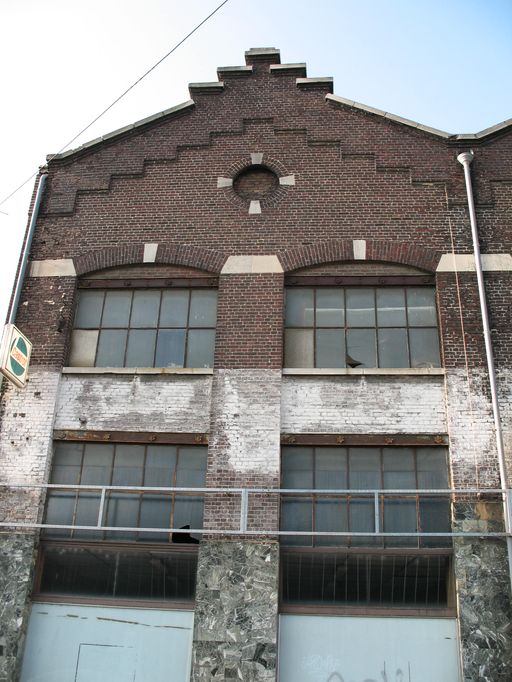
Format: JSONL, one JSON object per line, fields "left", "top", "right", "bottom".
{"left": 346, "top": 329, "right": 377, "bottom": 367}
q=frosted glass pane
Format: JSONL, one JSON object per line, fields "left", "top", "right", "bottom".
{"left": 112, "top": 445, "right": 145, "bottom": 485}
{"left": 409, "top": 328, "right": 440, "bottom": 368}
{"left": 130, "top": 290, "right": 160, "bottom": 328}
{"left": 349, "top": 449, "right": 380, "bottom": 489}
{"left": 378, "top": 328, "right": 409, "bottom": 367}
{"left": 284, "top": 329, "right": 313, "bottom": 368}
{"left": 383, "top": 449, "right": 415, "bottom": 489}
{"left": 125, "top": 329, "right": 156, "bottom": 367}
{"left": 285, "top": 289, "right": 314, "bottom": 326}
{"left": 417, "top": 449, "right": 448, "bottom": 488}
{"left": 186, "top": 329, "right": 215, "bottom": 367}
{"left": 282, "top": 448, "right": 314, "bottom": 488}
{"left": 145, "top": 446, "right": 177, "bottom": 486}
{"left": 346, "top": 329, "right": 377, "bottom": 368}
{"left": 81, "top": 444, "right": 113, "bottom": 485}
{"left": 315, "top": 499, "right": 348, "bottom": 546}
{"left": 281, "top": 498, "right": 313, "bottom": 546}
{"left": 377, "top": 289, "right": 406, "bottom": 327}
{"left": 176, "top": 447, "right": 207, "bottom": 487}
{"left": 101, "top": 291, "right": 132, "bottom": 327}
{"left": 75, "top": 291, "right": 104, "bottom": 328}
{"left": 384, "top": 499, "right": 417, "bottom": 546}
{"left": 346, "top": 288, "right": 375, "bottom": 327}
{"left": 155, "top": 329, "right": 185, "bottom": 367}
{"left": 96, "top": 329, "right": 127, "bottom": 366}
{"left": 45, "top": 492, "right": 76, "bottom": 528}
{"left": 315, "top": 448, "right": 347, "bottom": 489}
{"left": 316, "top": 289, "right": 344, "bottom": 327}
{"left": 106, "top": 494, "right": 139, "bottom": 529}
{"left": 51, "top": 442, "right": 83, "bottom": 484}
{"left": 189, "top": 290, "right": 217, "bottom": 327}
{"left": 160, "top": 290, "right": 189, "bottom": 327}
{"left": 139, "top": 495, "right": 171, "bottom": 531}
{"left": 174, "top": 497, "right": 204, "bottom": 532}
{"left": 316, "top": 329, "right": 345, "bottom": 367}
{"left": 407, "top": 288, "right": 437, "bottom": 326}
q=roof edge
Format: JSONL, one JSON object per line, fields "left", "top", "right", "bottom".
{"left": 326, "top": 93, "right": 512, "bottom": 141}
{"left": 326, "top": 94, "right": 451, "bottom": 138}
{"left": 48, "top": 99, "right": 196, "bottom": 162}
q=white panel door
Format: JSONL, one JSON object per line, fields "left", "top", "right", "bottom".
{"left": 20, "top": 603, "right": 194, "bottom": 682}
{"left": 279, "top": 615, "right": 462, "bottom": 682}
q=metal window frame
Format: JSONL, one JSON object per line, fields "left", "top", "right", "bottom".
{"left": 283, "top": 283, "right": 441, "bottom": 369}
{"left": 71, "top": 285, "right": 218, "bottom": 369}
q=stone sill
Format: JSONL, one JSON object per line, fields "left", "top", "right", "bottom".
{"left": 62, "top": 367, "right": 214, "bottom": 376}
{"left": 282, "top": 368, "right": 445, "bottom": 377}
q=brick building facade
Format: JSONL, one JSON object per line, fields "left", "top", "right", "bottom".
{"left": 1, "top": 47, "right": 511, "bottom": 681}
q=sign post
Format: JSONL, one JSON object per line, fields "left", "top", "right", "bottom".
{"left": 0, "top": 324, "right": 32, "bottom": 388}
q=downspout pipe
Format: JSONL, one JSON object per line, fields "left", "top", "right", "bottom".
{"left": 6, "top": 170, "right": 48, "bottom": 325}
{"left": 457, "top": 150, "right": 512, "bottom": 592}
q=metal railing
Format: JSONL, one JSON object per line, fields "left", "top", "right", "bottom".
{"left": 0, "top": 482, "right": 510, "bottom": 538}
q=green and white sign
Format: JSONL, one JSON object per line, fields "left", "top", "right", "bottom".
{"left": 0, "top": 324, "right": 32, "bottom": 388}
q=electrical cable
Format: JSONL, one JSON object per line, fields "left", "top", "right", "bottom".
{"left": 0, "top": 0, "right": 230, "bottom": 210}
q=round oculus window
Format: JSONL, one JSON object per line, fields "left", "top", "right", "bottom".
{"left": 233, "top": 165, "right": 279, "bottom": 200}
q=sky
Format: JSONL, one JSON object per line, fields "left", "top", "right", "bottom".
{"left": 1, "top": 0, "right": 511, "bottom": 324}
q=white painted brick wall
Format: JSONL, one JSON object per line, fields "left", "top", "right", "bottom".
{"left": 0, "top": 370, "right": 60, "bottom": 523}
{"left": 281, "top": 375, "right": 447, "bottom": 434}
{"left": 446, "top": 369, "right": 511, "bottom": 489}
{"left": 208, "top": 370, "right": 281, "bottom": 478}
{"left": 55, "top": 374, "right": 212, "bottom": 433}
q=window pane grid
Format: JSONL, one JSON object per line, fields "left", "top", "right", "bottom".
{"left": 73, "top": 288, "right": 216, "bottom": 368}
{"left": 280, "top": 446, "right": 451, "bottom": 548}
{"left": 284, "top": 286, "right": 440, "bottom": 368}
{"left": 44, "top": 443, "right": 207, "bottom": 542}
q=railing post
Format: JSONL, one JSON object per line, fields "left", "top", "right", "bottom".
{"left": 240, "top": 489, "right": 249, "bottom": 533}
{"left": 374, "top": 491, "right": 380, "bottom": 535}
{"left": 97, "top": 488, "right": 106, "bottom": 528}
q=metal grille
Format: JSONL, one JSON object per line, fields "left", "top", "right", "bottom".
{"left": 281, "top": 549, "right": 450, "bottom": 608}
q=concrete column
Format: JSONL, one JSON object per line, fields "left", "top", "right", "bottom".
{"left": 446, "top": 369, "right": 512, "bottom": 681}
{"left": 191, "top": 267, "right": 283, "bottom": 681}
{"left": 0, "top": 369, "right": 61, "bottom": 681}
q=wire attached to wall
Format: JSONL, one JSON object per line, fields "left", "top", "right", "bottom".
{"left": 0, "top": 0, "right": 230, "bottom": 210}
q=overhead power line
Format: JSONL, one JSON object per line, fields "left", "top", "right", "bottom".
{"left": 0, "top": 0, "right": 230, "bottom": 210}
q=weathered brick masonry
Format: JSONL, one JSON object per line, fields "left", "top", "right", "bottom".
{"left": 2, "top": 47, "right": 512, "bottom": 681}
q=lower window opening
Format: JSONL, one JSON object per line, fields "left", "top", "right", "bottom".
{"left": 280, "top": 549, "right": 451, "bottom": 611}
{"left": 35, "top": 543, "right": 198, "bottom": 604}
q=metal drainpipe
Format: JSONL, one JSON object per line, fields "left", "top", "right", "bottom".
{"left": 457, "top": 150, "right": 512, "bottom": 591}
{"left": 7, "top": 170, "right": 48, "bottom": 325}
